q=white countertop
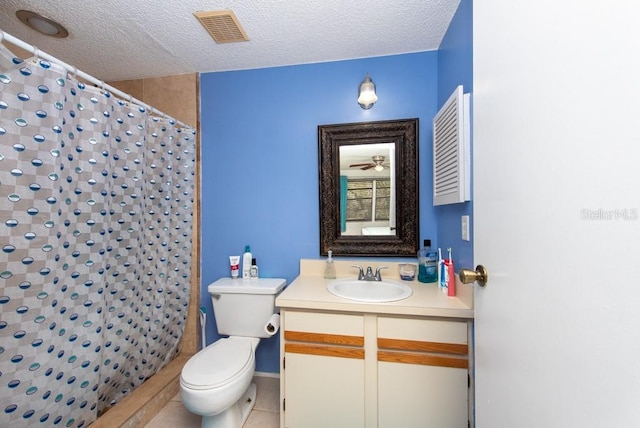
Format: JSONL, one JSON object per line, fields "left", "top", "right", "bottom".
{"left": 276, "top": 259, "right": 474, "bottom": 319}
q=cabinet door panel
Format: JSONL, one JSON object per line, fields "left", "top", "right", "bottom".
{"left": 284, "top": 353, "right": 365, "bottom": 428}
{"left": 378, "top": 361, "right": 468, "bottom": 428}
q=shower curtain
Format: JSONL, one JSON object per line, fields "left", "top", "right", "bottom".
{"left": 0, "top": 42, "right": 195, "bottom": 427}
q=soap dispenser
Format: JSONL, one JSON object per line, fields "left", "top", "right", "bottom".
{"left": 324, "top": 250, "right": 336, "bottom": 279}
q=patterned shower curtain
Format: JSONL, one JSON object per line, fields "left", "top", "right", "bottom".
{"left": 0, "top": 43, "right": 195, "bottom": 427}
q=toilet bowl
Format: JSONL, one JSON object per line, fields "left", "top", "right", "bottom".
{"left": 180, "top": 337, "right": 259, "bottom": 428}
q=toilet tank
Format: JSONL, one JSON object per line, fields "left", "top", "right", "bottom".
{"left": 208, "top": 278, "right": 286, "bottom": 338}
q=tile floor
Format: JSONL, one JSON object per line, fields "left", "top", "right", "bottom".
{"left": 144, "top": 376, "right": 280, "bottom": 428}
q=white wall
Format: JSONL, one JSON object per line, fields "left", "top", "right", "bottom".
{"left": 474, "top": 1, "right": 640, "bottom": 426}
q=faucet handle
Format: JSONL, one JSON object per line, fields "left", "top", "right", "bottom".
{"left": 374, "top": 266, "right": 388, "bottom": 281}
{"left": 351, "top": 265, "right": 365, "bottom": 280}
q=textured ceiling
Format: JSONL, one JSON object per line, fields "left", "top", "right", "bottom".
{"left": 0, "top": 0, "right": 461, "bottom": 82}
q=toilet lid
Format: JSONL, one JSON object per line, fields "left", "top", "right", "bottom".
{"left": 181, "top": 338, "right": 253, "bottom": 390}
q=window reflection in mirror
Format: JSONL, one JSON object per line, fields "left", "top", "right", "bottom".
{"left": 339, "top": 143, "right": 396, "bottom": 236}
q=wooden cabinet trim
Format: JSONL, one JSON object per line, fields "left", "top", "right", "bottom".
{"left": 285, "top": 343, "right": 365, "bottom": 360}
{"left": 285, "top": 330, "right": 365, "bottom": 347}
{"left": 378, "top": 337, "right": 468, "bottom": 355}
{"left": 378, "top": 350, "right": 468, "bottom": 369}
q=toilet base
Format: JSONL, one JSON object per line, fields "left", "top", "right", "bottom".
{"left": 201, "top": 383, "right": 257, "bottom": 428}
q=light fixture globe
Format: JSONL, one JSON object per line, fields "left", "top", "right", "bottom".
{"left": 357, "top": 74, "right": 378, "bottom": 109}
{"left": 16, "top": 10, "right": 69, "bottom": 38}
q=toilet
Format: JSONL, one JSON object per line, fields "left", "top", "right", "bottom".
{"left": 180, "top": 277, "right": 286, "bottom": 428}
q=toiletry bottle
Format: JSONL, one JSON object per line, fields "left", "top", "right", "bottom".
{"left": 417, "top": 242, "right": 427, "bottom": 283}
{"left": 229, "top": 255, "right": 240, "bottom": 279}
{"left": 324, "top": 250, "right": 336, "bottom": 279}
{"left": 446, "top": 248, "right": 456, "bottom": 296}
{"left": 425, "top": 242, "right": 438, "bottom": 282}
{"left": 438, "top": 248, "right": 446, "bottom": 292}
{"left": 250, "top": 258, "right": 259, "bottom": 279}
{"left": 417, "top": 239, "right": 438, "bottom": 283}
{"left": 242, "top": 245, "right": 252, "bottom": 279}
{"left": 441, "top": 247, "right": 452, "bottom": 293}
{"left": 441, "top": 262, "right": 449, "bottom": 293}
{"left": 447, "top": 260, "right": 456, "bottom": 296}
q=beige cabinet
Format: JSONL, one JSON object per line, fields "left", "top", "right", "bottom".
{"left": 280, "top": 310, "right": 472, "bottom": 428}
{"left": 281, "top": 310, "right": 366, "bottom": 428}
{"left": 377, "top": 316, "right": 470, "bottom": 428}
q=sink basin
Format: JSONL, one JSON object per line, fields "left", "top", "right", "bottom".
{"left": 326, "top": 279, "right": 413, "bottom": 303}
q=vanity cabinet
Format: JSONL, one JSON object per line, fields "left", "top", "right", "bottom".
{"left": 281, "top": 310, "right": 366, "bottom": 428}
{"left": 280, "top": 309, "right": 471, "bottom": 428}
{"left": 377, "top": 316, "right": 469, "bottom": 428}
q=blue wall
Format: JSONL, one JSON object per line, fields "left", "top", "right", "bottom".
{"left": 435, "top": 0, "right": 474, "bottom": 270}
{"left": 200, "top": 52, "right": 440, "bottom": 372}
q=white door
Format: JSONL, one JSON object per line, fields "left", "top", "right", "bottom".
{"left": 473, "top": 2, "right": 640, "bottom": 427}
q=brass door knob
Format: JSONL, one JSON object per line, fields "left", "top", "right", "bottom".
{"left": 458, "top": 265, "right": 488, "bottom": 287}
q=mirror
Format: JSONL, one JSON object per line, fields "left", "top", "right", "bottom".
{"left": 318, "top": 118, "right": 419, "bottom": 256}
{"left": 339, "top": 143, "right": 395, "bottom": 236}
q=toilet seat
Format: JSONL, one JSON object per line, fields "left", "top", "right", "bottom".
{"left": 181, "top": 338, "right": 253, "bottom": 390}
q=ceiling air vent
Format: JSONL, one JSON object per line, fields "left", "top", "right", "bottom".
{"left": 194, "top": 10, "right": 249, "bottom": 44}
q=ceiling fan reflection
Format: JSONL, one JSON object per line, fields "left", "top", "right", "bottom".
{"left": 349, "top": 155, "right": 388, "bottom": 171}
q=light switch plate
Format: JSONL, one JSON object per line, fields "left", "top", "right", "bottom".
{"left": 461, "top": 215, "right": 470, "bottom": 241}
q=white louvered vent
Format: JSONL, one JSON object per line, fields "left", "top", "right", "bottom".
{"left": 433, "top": 85, "right": 470, "bottom": 206}
{"left": 194, "top": 10, "right": 250, "bottom": 44}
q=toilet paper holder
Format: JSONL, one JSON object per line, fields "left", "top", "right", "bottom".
{"left": 264, "top": 313, "right": 280, "bottom": 336}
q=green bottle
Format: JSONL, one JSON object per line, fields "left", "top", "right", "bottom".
{"left": 417, "top": 239, "right": 438, "bottom": 283}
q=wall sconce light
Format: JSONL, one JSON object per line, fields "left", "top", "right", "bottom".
{"left": 357, "top": 74, "right": 378, "bottom": 109}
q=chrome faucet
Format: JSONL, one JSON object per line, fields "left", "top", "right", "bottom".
{"left": 351, "top": 265, "right": 365, "bottom": 280}
{"left": 374, "top": 266, "right": 388, "bottom": 281}
{"left": 364, "top": 266, "right": 375, "bottom": 280}
{"left": 351, "top": 265, "right": 388, "bottom": 281}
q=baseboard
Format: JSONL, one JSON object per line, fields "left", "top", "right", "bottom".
{"left": 254, "top": 371, "right": 280, "bottom": 379}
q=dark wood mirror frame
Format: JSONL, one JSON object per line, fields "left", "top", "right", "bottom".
{"left": 318, "top": 118, "right": 419, "bottom": 256}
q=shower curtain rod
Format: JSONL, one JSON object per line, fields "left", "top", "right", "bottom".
{"left": 0, "top": 29, "right": 190, "bottom": 129}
